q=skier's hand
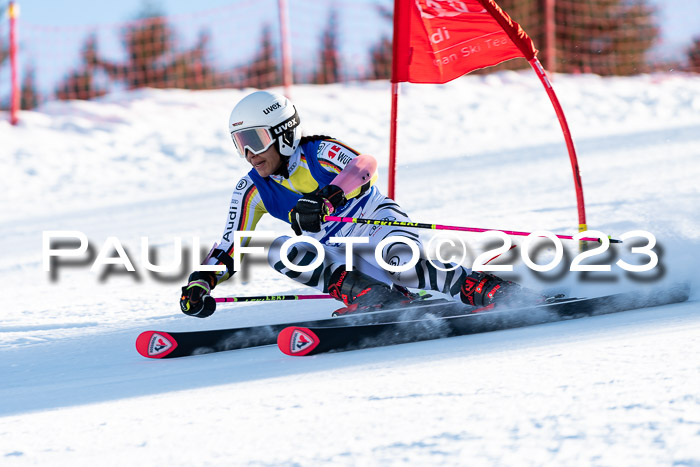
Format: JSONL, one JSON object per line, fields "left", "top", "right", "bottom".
{"left": 180, "top": 271, "right": 217, "bottom": 318}
{"left": 289, "top": 185, "right": 346, "bottom": 235}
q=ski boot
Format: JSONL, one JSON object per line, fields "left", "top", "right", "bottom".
{"left": 328, "top": 267, "right": 409, "bottom": 317}
{"left": 459, "top": 271, "right": 543, "bottom": 310}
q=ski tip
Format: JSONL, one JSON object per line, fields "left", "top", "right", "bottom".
{"left": 135, "top": 331, "right": 178, "bottom": 359}
{"left": 277, "top": 327, "right": 320, "bottom": 356}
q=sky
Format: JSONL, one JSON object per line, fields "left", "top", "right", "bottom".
{"left": 8, "top": 0, "right": 699, "bottom": 48}
{"left": 1, "top": 0, "right": 697, "bottom": 99}
{"left": 10, "top": 0, "right": 258, "bottom": 25}
{"left": 1, "top": 0, "right": 393, "bottom": 96}
{"left": 652, "top": 0, "right": 700, "bottom": 47}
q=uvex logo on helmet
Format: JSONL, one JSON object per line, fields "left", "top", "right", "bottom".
{"left": 273, "top": 117, "right": 298, "bottom": 135}
{"left": 263, "top": 102, "right": 282, "bottom": 114}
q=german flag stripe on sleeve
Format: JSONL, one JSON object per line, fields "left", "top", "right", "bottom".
{"left": 319, "top": 159, "right": 342, "bottom": 174}
{"left": 226, "top": 184, "right": 261, "bottom": 256}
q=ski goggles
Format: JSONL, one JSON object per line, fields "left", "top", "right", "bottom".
{"left": 231, "top": 127, "right": 274, "bottom": 157}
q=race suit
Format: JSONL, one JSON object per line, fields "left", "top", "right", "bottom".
{"left": 204, "top": 135, "right": 470, "bottom": 299}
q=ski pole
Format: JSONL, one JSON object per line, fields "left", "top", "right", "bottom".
{"left": 215, "top": 294, "right": 332, "bottom": 303}
{"left": 324, "top": 216, "right": 621, "bottom": 244}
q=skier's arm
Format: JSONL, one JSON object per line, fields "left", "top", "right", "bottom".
{"left": 330, "top": 154, "right": 378, "bottom": 199}
{"left": 180, "top": 176, "right": 267, "bottom": 317}
{"left": 290, "top": 141, "right": 379, "bottom": 234}
{"left": 315, "top": 140, "right": 378, "bottom": 199}
{"left": 205, "top": 177, "right": 267, "bottom": 286}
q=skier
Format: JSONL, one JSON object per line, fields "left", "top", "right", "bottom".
{"left": 180, "top": 90, "right": 524, "bottom": 318}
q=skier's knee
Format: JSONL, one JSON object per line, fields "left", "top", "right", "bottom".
{"left": 268, "top": 235, "right": 325, "bottom": 270}
{"left": 380, "top": 236, "right": 421, "bottom": 271}
{"left": 267, "top": 235, "right": 291, "bottom": 268}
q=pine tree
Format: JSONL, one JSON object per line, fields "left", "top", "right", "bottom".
{"left": 84, "top": 3, "right": 217, "bottom": 90}
{"left": 241, "top": 24, "right": 280, "bottom": 89}
{"left": 55, "top": 35, "right": 107, "bottom": 101}
{"left": 20, "top": 65, "right": 41, "bottom": 109}
{"left": 368, "top": 37, "right": 392, "bottom": 80}
{"left": 313, "top": 10, "right": 341, "bottom": 84}
{"left": 367, "top": 4, "right": 393, "bottom": 80}
{"left": 495, "top": 0, "right": 659, "bottom": 75}
{"left": 1, "top": 41, "right": 9, "bottom": 109}
{"left": 555, "top": 0, "right": 659, "bottom": 75}
{"left": 688, "top": 37, "right": 700, "bottom": 73}
{"left": 55, "top": 69, "right": 107, "bottom": 101}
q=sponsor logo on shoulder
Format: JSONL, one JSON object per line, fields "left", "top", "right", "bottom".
{"left": 328, "top": 144, "right": 340, "bottom": 159}
{"left": 236, "top": 179, "right": 248, "bottom": 191}
{"left": 336, "top": 151, "right": 352, "bottom": 165}
{"left": 325, "top": 144, "right": 352, "bottom": 165}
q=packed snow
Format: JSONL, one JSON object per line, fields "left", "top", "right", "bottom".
{"left": 1, "top": 71, "right": 700, "bottom": 465}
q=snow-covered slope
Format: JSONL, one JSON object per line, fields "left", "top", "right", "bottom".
{"left": 1, "top": 72, "right": 699, "bottom": 465}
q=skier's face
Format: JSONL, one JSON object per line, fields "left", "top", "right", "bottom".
{"left": 246, "top": 144, "right": 283, "bottom": 177}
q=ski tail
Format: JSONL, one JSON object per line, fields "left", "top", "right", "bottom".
{"left": 277, "top": 327, "right": 320, "bottom": 356}
{"left": 135, "top": 331, "right": 179, "bottom": 358}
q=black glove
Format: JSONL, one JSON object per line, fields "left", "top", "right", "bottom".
{"left": 180, "top": 271, "right": 217, "bottom": 318}
{"left": 289, "top": 185, "right": 346, "bottom": 235}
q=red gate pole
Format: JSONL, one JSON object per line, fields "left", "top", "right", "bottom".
{"left": 278, "top": 0, "right": 292, "bottom": 98}
{"left": 387, "top": 81, "right": 399, "bottom": 200}
{"left": 529, "top": 57, "right": 587, "bottom": 236}
{"left": 9, "top": 1, "right": 20, "bottom": 125}
{"left": 388, "top": 0, "right": 410, "bottom": 201}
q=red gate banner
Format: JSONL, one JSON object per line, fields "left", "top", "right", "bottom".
{"left": 392, "top": 0, "right": 538, "bottom": 83}
{"left": 388, "top": 0, "right": 586, "bottom": 237}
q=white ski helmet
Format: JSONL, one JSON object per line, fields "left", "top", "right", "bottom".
{"left": 228, "top": 91, "right": 301, "bottom": 158}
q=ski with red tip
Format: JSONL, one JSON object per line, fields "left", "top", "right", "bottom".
{"left": 277, "top": 327, "right": 321, "bottom": 356}
{"left": 136, "top": 298, "right": 458, "bottom": 359}
{"left": 276, "top": 285, "right": 690, "bottom": 357}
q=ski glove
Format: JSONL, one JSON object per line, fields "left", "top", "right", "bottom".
{"left": 289, "top": 185, "right": 346, "bottom": 235}
{"left": 180, "top": 271, "right": 217, "bottom": 318}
